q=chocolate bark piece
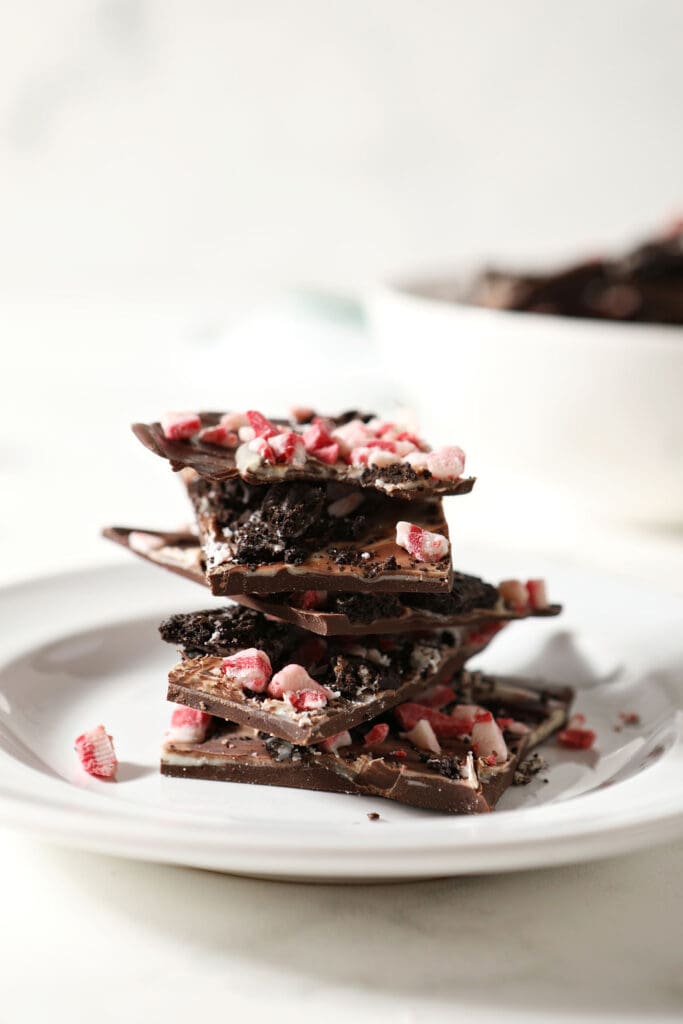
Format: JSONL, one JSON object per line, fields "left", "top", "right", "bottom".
{"left": 132, "top": 411, "right": 475, "bottom": 500}
{"left": 160, "top": 722, "right": 507, "bottom": 814}
{"left": 159, "top": 673, "right": 572, "bottom": 813}
{"left": 188, "top": 474, "right": 453, "bottom": 595}
{"left": 102, "top": 527, "right": 206, "bottom": 588}
{"left": 103, "top": 526, "right": 562, "bottom": 635}
{"left": 164, "top": 625, "right": 493, "bottom": 745}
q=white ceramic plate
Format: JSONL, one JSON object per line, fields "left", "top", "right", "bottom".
{"left": 1, "top": 556, "right": 682, "bottom": 881}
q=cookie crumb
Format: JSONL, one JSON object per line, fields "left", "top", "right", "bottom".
{"left": 367, "top": 811, "right": 381, "bottom": 821}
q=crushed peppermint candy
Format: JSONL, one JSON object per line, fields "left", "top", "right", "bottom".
{"left": 161, "top": 411, "right": 201, "bottom": 440}
{"left": 198, "top": 424, "right": 239, "bottom": 448}
{"left": 471, "top": 714, "right": 508, "bottom": 764}
{"left": 166, "top": 705, "right": 212, "bottom": 743}
{"left": 319, "top": 730, "right": 352, "bottom": 753}
{"left": 395, "top": 521, "right": 449, "bottom": 563}
{"left": 364, "top": 723, "right": 390, "bottom": 747}
{"left": 267, "top": 663, "right": 331, "bottom": 710}
{"left": 221, "top": 648, "right": 272, "bottom": 692}
{"left": 557, "top": 714, "right": 596, "bottom": 750}
{"left": 401, "top": 718, "right": 441, "bottom": 754}
{"left": 74, "top": 725, "right": 118, "bottom": 780}
{"left": 426, "top": 446, "right": 465, "bottom": 480}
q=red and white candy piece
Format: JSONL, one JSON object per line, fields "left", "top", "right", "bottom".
{"left": 166, "top": 705, "right": 212, "bottom": 743}
{"left": 401, "top": 718, "right": 441, "bottom": 755}
{"left": 526, "top": 579, "right": 549, "bottom": 610}
{"left": 395, "top": 702, "right": 473, "bottom": 739}
{"left": 471, "top": 711, "right": 508, "bottom": 765}
{"left": 498, "top": 579, "right": 530, "bottom": 611}
{"left": 267, "top": 664, "right": 331, "bottom": 712}
{"left": 160, "top": 411, "right": 201, "bottom": 441}
{"left": 221, "top": 648, "right": 272, "bottom": 693}
{"left": 302, "top": 421, "right": 333, "bottom": 453}
{"left": 557, "top": 714, "right": 596, "bottom": 750}
{"left": 220, "top": 411, "right": 249, "bottom": 431}
{"left": 312, "top": 442, "right": 340, "bottom": 465}
{"left": 395, "top": 521, "right": 449, "bottom": 563}
{"left": 319, "top": 730, "right": 352, "bottom": 753}
{"left": 74, "top": 725, "right": 118, "bottom": 780}
{"left": 198, "top": 424, "right": 239, "bottom": 448}
{"left": 425, "top": 446, "right": 466, "bottom": 480}
{"left": 364, "top": 723, "right": 390, "bottom": 747}
{"left": 269, "top": 430, "right": 307, "bottom": 466}
{"left": 246, "top": 410, "right": 279, "bottom": 439}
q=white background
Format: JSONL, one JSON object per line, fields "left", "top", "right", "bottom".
{"left": 1, "top": 3, "right": 682, "bottom": 1023}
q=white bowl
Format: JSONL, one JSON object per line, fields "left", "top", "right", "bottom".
{"left": 368, "top": 277, "right": 683, "bottom": 527}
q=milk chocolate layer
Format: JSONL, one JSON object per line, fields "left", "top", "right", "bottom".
{"left": 162, "top": 608, "right": 495, "bottom": 744}
{"left": 160, "top": 672, "right": 573, "bottom": 814}
{"left": 133, "top": 411, "right": 475, "bottom": 499}
{"left": 104, "top": 526, "right": 562, "bottom": 635}
{"left": 188, "top": 474, "right": 453, "bottom": 595}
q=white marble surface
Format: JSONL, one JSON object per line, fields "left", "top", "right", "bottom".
{"left": 2, "top": 297, "right": 683, "bottom": 1023}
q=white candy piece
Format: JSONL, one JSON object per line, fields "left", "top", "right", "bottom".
{"left": 471, "top": 716, "right": 508, "bottom": 764}
{"left": 367, "top": 448, "right": 400, "bottom": 468}
{"left": 401, "top": 719, "right": 441, "bottom": 754}
{"left": 395, "top": 521, "right": 450, "bottom": 563}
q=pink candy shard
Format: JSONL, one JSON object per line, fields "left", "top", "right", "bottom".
{"left": 166, "top": 705, "right": 212, "bottom": 743}
{"left": 221, "top": 648, "right": 272, "bottom": 692}
{"left": 395, "top": 521, "right": 450, "bottom": 563}
{"left": 364, "top": 723, "right": 390, "bottom": 746}
{"left": 160, "top": 411, "right": 201, "bottom": 441}
{"left": 319, "top": 730, "right": 352, "bottom": 753}
{"left": 269, "top": 430, "right": 306, "bottom": 466}
{"left": 246, "top": 410, "right": 279, "bottom": 439}
{"left": 498, "top": 579, "right": 530, "bottom": 611}
{"left": 311, "top": 442, "right": 339, "bottom": 465}
{"left": 267, "top": 663, "right": 330, "bottom": 710}
{"left": 198, "top": 424, "right": 239, "bottom": 448}
{"left": 220, "top": 411, "right": 249, "bottom": 431}
{"left": 471, "top": 716, "right": 508, "bottom": 764}
{"left": 286, "top": 689, "right": 329, "bottom": 711}
{"left": 426, "top": 446, "right": 466, "bottom": 481}
{"left": 302, "top": 422, "right": 333, "bottom": 453}
{"left": 526, "top": 579, "right": 548, "bottom": 610}
{"left": 74, "top": 725, "right": 118, "bottom": 780}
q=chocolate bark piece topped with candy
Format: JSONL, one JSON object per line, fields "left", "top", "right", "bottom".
{"left": 132, "top": 409, "right": 475, "bottom": 500}
{"left": 160, "top": 605, "right": 497, "bottom": 745}
{"left": 103, "top": 526, "right": 561, "bottom": 635}
{"left": 160, "top": 671, "right": 573, "bottom": 814}
{"left": 186, "top": 474, "right": 453, "bottom": 595}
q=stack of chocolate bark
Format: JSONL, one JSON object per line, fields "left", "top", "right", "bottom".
{"left": 106, "top": 409, "right": 572, "bottom": 814}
